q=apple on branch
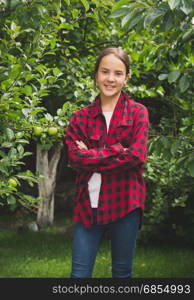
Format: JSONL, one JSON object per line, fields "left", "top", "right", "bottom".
{"left": 33, "top": 126, "right": 43, "bottom": 136}
{"left": 47, "top": 127, "right": 58, "bottom": 136}
{"left": 8, "top": 178, "right": 18, "bottom": 187}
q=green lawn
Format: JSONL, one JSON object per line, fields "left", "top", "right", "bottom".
{"left": 0, "top": 226, "right": 194, "bottom": 278}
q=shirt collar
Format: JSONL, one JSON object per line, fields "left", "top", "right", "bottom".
{"left": 89, "top": 95, "right": 102, "bottom": 118}
{"left": 89, "top": 91, "right": 128, "bottom": 118}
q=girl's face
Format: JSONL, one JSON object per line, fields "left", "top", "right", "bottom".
{"left": 95, "top": 54, "right": 129, "bottom": 101}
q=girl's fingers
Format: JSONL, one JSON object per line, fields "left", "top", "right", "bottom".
{"left": 76, "top": 140, "right": 88, "bottom": 150}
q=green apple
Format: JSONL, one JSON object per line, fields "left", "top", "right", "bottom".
{"left": 33, "top": 126, "right": 43, "bottom": 136}
{"left": 48, "top": 127, "right": 58, "bottom": 136}
{"left": 8, "top": 178, "right": 18, "bottom": 187}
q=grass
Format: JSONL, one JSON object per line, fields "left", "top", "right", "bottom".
{"left": 0, "top": 230, "right": 71, "bottom": 278}
{"left": 0, "top": 224, "right": 194, "bottom": 278}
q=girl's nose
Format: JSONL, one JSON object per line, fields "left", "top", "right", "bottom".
{"left": 107, "top": 73, "right": 114, "bottom": 81}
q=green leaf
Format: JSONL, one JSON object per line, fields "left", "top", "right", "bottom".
{"left": 110, "top": 7, "right": 128, "bottom": 18}
{"left": 126, "top": 13, "right": 143, "bottom": 31}
{"left": 158, "top": 74, "right": 168, "bottom": 80}
{"left": 17, "top": 145, "right": 24, "bottom": 156}
{"left": 180, "top": 0, "right": 193, "bottom": 15}
{"left": 22, "top": 85, "right": 32, "bottom": 96}
{"left": 53, "top": 67, "right": 63, "bottom": 77}
{"left": 164, "top": 12, "right": 174, "bottom": 31}
{"left": 71, "top": 8, "right": 79, "bottom": 19}
{"left": 168, "top": 0, "right": 181, "bottom": 10}
{"left": 168, "top": 70, "right": 181, "bottom": 84}
{"left": 17, "top": 174, "right": 37, "bottom": 183}
{"left": 20, "top": 194, "right": 38, "bottom": 203}
{"left": 23, "top": 152, "right": 32, "bottom": 157}
{"left": 182, "top": 29, "right": 194, "bottom": 42}
{"left": 144, "top": 8, "right": 167, "bottom": 28}
{"left": 144, "top": 10, "right": 155, "bottom": 27}
{"left": 1, "top": 142, "right": 13, "bottom": 148}
{"left": 122, "top": 12, "right": 133, "bottom": 27}
{"left": 112, "top": 0, "right": 130, "bottom": 11}
{"left": 36, "top": 64, "right": 47, "bottom": 75}
{"left": 9, "top": 147, "right": 17, "bottom": 158}
{"left": 179, "top": 75, "right": 190, "bottom": 93}
{"left": 5, "top": 128, "right": 15, "bottom": 141}
{"left": 15, "top": 139, "right": 29, "bottom": 144}
{"left": 9, "top": 64, "right": 21, "bottom": 80}
{"left": 1, "top": 79, "right": 12, "bottom": 91}
{"left": 80, "top": 0, "right": 90, "bottom": 12}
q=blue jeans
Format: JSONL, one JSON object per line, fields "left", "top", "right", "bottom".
{"left": 71, "top": 208, "right": 141, "bottom": 278}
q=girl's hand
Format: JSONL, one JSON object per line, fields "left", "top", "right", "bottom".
{"left": 76, "top": 140, "right": 88, "bottom": 150}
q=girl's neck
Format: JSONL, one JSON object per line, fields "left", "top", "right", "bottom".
{"left": 100, "top": 92, "right": 121, "bottom": 112}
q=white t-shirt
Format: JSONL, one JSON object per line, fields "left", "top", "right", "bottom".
{"left": 88, "top": 112, "right": 113, "bottom": 208}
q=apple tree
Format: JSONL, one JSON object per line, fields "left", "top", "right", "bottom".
{"left": 0, "top": 0, "right": 116, "bottom": 226}
{"left": 0, "top": 0, "right": 79, "bottom": 225}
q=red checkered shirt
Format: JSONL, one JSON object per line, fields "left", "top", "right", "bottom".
{"left": 65, "top": 91, "right": 149, "bottom": 228}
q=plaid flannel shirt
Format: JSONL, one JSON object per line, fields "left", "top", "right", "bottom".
{"left": 65, "top": 91, "right": 149, "bottom": 228}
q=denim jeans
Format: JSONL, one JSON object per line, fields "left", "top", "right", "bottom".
{"left": 70, "top": 208, "right": 141, "bottom": 278}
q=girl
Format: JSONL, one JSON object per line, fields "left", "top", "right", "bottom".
{"left": 65, "top": 47, "right": 149, "bottom": 278}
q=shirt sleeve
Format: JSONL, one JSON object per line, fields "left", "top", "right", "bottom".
{"left": 65, "top": 113, "right": 125, "bottom": 171}
{"left": 92, "top": 106, "right": 149, "bottom": 173}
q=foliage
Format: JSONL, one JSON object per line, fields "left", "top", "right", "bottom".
{"left": 111, "top": 0, "right": 194, "bottom": 170}
{"left": 144, "top": 151, "right": 194, "bottom": 241}
{"left": 0, "top": 0, "right": 116, "bottom": 210}
{"left": 109, "top": 0, "right": 194, "bottom": 238}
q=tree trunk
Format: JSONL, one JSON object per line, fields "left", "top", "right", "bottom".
{"left": 36, "top": 141, "right": 63, "bottom": 227}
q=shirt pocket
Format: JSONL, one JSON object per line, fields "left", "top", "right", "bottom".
{"left": 116, "top": 120, "right": 133, "bottom": 148}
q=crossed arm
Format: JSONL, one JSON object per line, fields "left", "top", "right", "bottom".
{"left": 76, "top": 140, "right": 127, "bottom": 151}
{"left": 65, "top": 109, "right": 149, "bottom": 173}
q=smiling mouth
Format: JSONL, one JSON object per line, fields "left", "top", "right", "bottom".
{"left": 104, "top": 85, "right": 115, "bottom": 89}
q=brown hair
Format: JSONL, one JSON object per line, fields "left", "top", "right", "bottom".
{"left": 93, "top": 47, "right": 130, "bottom": 81}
